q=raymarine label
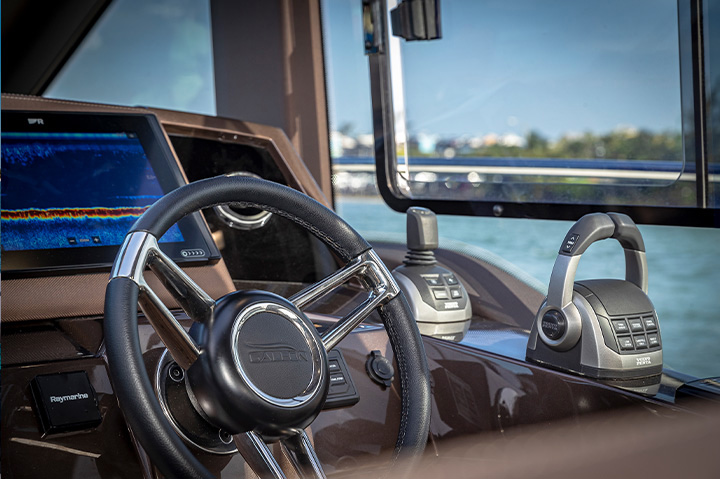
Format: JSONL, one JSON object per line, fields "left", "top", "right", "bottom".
{"left": 50, "top": 393, "right": 90, "bottom": 404}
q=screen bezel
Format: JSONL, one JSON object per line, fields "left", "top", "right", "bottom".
{"left": 1, "top": 110, "right": 221, "bottom": 276}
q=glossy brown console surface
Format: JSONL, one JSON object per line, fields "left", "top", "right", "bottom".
{"left": 1, "top": 358, "right": 144, "bottom": 479}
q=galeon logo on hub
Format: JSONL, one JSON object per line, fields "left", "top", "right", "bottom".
{"left": 246, "top": 342, "right": 310, "bottom": 363}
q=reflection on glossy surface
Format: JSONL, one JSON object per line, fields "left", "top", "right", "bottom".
{"left": 0, "top": 312, "right": 695, "bottom": 479}
{"left": 1, "top": 359, "right": 144, "bottom": 478}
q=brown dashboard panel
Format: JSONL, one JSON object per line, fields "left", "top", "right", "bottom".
{"left": 0, "top": 313, "right": 692, "bottom": 479}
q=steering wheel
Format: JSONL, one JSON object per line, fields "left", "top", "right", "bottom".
{"left": 104, "top": 175, "right": 431, "bottom": 478}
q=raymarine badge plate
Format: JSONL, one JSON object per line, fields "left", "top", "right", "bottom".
{"left": 30, "top": 371, "right": 102, "bottom": 435}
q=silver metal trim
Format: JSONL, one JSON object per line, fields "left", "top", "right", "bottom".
{"left": 213, "top": 172, "right": 273, "bottom": 231}
{"left": 147, "top": 246, "right": 215, "bottom": 324}
{"left": 111, "top": 231, "right": 204, "bottom": 369}
{"left": 233, "top": 432, "right": 286, "bottom": 479}
{"left": 231, "top": 302, "right": 325, "bottom": 408}
{"left": 624, "top": 249, "right": 649, "bottom": 293}
{"left": 290, "top": 250, "right": 400, "bottom": 351}
{"left": 547, "top": 254, "right": 581, "bottom": 309}
{"left": 281, "top": 430, "right": 327, "bottom": 479}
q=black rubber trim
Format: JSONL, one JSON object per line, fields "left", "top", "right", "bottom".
{"left": 378, "top": 294, "right": 432, "bottom": 465}
{"left": 131, "top": 175, "right": 371, "bottom": 262}
{"left": 105, "top": 277, "right": 213, "bottom": 479}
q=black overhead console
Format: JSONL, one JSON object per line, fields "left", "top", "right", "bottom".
{"left": 526, "top": 213, "right": 663, "bottom": 384}
{"left": 392, "top": 207, "right": 472, "bottom": 341}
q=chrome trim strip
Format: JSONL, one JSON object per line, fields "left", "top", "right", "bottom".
{"left": 233, "top": 432, "right": 286, "bottom": 479}
{"left": 289, "top": 250, "right": 400, "bottom": 350}
{"left": 110, "top": 231, "right": 201, "bottom": 369}
{"left": 281, "top": 430, "right": 327, "bottom": 479}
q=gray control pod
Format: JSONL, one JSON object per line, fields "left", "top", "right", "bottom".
{"left": 527, "top": 213, "right": 662, "bottom": 381}
{"left": 392, "top": 207, "right": 472, "bottom": 342}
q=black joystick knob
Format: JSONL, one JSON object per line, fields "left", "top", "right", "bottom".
{"left": 404, "top": 207, "right": 438, "bottom": 266}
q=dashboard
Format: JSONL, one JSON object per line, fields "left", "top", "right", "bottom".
{"left": 1, "top": 95, "right": 718, "bottom": 479}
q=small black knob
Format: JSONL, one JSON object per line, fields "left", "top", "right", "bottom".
{"left": 541, "top": 310, "right": 566, "bottom": 340}
{"left": 366, "top": 350, "right": 395, "bottom": 388}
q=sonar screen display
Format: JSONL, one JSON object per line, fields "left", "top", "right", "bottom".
{"left": 1, "top": 131, "right": 184, "bottom": 252}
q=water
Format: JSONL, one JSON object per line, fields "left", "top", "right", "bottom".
{"left": 337, "top": 196, "right": 720, "bottom": 379}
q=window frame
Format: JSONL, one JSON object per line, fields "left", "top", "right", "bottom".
{"left": 367, "top": 0, "right": 717, "bottom": 226}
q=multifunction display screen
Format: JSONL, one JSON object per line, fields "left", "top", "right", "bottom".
{"left": 1, "top": 131, "right": 184, "bottom": 251}
{"left": 1, "top": 111, "right": 220, "bottom": 275}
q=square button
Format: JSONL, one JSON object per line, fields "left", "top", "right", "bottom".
{"left": 330, "top": 373, "right": 346, "bottom": 385}
{"left": 618, "top": 336, "right": 635, "bottom": 350}
{"left": 423, "top": 276, "right": 442, "bottom": 286}
{"left": 628, "top": 318, "right": 644, "bottom": 333}
{"left": 612, "top": 320, "right": 629, "bottom": 334}
{"left": 444, "top": 275, "right": 459, "bottom": 285}
{"left": 633, "top": 335, "right": 648, "bottom": 349}
{"left": 450, "top": 288, "right": 462, "bottom": 299}
{"left": 433, "top": 289, "right": 449, "bottom": 300}
{"left": 329, "top": 360, "right": 341, "bottom": 372}
{"left": 643, "top": 317, "right": 657, "bottom": 331}
{"left": 647, "top": 333, "right": 660, "bottom": 348}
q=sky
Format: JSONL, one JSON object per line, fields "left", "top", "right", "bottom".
{"left": 322, "top": 0, "right": 683, "bottom": 140}
{"left": 46, "top": 0, "right": 683, "bottom": 142}
{"left": 46, "top": 0, "right": 216, "bottom": 116}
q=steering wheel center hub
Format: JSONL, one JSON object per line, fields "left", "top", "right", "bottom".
{"left": 186, "top": 291, "right": 329, "bottom": 436}
{"left": 232, "top": 303, "right": 322, "bottom": 404}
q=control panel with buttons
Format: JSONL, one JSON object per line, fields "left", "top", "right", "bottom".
{"left": 609, "top": 313, "right": 661, "bottom": 354}
{"left": 392, "top": 207, "right": 472, "bottom": 342}
{"left": 527, "top": 213, "right": 663, "bottom": 381}
{"left": 323, "top": 349, "right": 359, "bottom": 409}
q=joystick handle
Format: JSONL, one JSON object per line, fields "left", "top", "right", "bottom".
{"left": 406, "top": 207, "right": 439, "bottom": 251}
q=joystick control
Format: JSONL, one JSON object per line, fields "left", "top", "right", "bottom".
{"left": 392, "top": 207, "right": 472, "bottom": 341}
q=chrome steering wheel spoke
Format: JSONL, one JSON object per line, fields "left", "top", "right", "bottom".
{"left": 111, "top": 231, "right": 214, "bottom": 369}
{"left": 280, "top": 430, "right": 327, "bottom": 479}
{"left": 232, "top": 432, "right": 286, "bottom": 479}
{"left": 233, "top": 430, "right": 326, "bottom": 479}
{"left": 289, "top": 250, "right": 400, "bottom": 351}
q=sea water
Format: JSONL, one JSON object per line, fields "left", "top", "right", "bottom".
{"left": 337, "top": 196, "right": 720, "bottom": 379}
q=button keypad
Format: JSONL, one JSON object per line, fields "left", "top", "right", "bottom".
{"left": 614, "top": 314, "right": 660, "bottom": 353}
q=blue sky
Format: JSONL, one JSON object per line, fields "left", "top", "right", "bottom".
{"left": 47, "top": 0, "right": 683, "bottom": 142}
{"left": 323, "top": 0, "right": 682, "bottom": 140}
{"left": 46, "top": 0, "right": 215, "bottom": 115}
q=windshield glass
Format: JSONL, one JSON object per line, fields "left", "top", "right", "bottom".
{"left": 385, "top": 0, "right": 701, "bottom": 208}
{"left": 45, "top": 0, "right": 215, "bottom": 115}
{"left": 322, "top": 0, "right": 720, "bottom": 379}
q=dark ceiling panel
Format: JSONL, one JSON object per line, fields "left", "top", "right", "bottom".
{"left": 2, "top": 0, "right": 111, "bottom": 94}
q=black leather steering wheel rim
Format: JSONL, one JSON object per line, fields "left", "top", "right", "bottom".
{"left": 104, "top": 175, "right": 431, "bottom": 478}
